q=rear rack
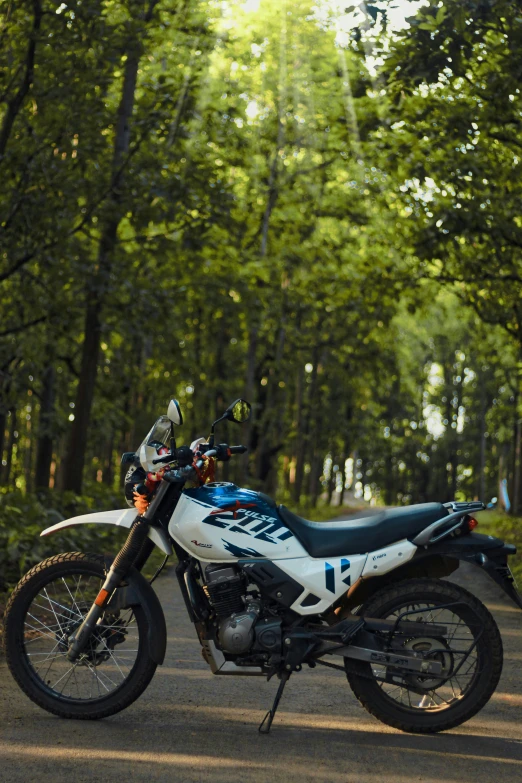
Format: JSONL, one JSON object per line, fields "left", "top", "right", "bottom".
{"left": 443, "top": 501, "right": 486, "bottom": 513}
{"left": 412, "top": 501, "right": 485, "bottom": 547}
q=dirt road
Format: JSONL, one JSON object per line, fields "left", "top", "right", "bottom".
{"left": 1, "top": 562, "right": 521, "bottom": 783}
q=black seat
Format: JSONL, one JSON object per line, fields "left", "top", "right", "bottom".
{"left": 278, "top": 503, "right": 448, "bottom": 558}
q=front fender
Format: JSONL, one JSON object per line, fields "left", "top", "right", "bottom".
{"left": 107, "top": 566, "right": 167, "bottom": 664}
{"left": 40, "top": 508, "right": 173, "bottom": 556}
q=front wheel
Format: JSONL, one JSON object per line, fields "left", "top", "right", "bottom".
{"left": 346, "top": 578, "right": 503, "bottom": 733}
{"left": 4, "top": 552, "right": 157, "bottom": 719}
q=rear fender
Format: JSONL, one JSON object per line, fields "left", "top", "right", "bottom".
{"left": 107, "top": 565, "right": 167, "bottom": 664}
{"left": 40, "top": 508, "right": 173, "bottom": 556}
{"left": 425, "top": 533, "right": 522, "bottom": 610}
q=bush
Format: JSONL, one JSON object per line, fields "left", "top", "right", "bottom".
{"left": 0, "top": 485, "right": 129, "bottom": 590}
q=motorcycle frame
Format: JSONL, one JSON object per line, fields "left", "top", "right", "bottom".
{"left": 40, "top": 480, "right": 522, "bottom": 675}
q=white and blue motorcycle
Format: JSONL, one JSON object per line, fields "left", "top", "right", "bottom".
{"left": 5, "top": 398, "right": 521, "bottom": 733}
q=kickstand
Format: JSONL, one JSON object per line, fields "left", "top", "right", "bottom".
{"left": 258, "top": 670, "right": 291, "bottom": 734}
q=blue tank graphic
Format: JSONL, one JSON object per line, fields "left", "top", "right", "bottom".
{"left": 182, "top": 483, "right": 294, "bottom": 556}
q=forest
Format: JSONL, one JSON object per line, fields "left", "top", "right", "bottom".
{"left": 1, "top": 0, "right": 522, "bottom": 584}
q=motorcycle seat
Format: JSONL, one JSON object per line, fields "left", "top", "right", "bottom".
{"left": 277, "top": 503, "right": 449, "bottom": 558}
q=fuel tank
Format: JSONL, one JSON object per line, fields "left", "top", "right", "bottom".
{"left": 168, "top": 482, "right": 307, "bottom": 561}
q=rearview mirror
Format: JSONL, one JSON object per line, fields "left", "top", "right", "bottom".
{"left": 224, "top": 399, "right": 251, "bottom": 424}
{"left": 167, "top": 398, "right": 183, "bottom": 425}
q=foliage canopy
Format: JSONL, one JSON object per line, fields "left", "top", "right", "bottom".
{"left": 1, "top": 0, "right": 521, "bottom": 545}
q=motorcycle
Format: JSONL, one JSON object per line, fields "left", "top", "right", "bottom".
{"left": 4, "top": 397, "right": 522, "bottom": 733}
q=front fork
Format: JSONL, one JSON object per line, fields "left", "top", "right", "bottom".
{"left": 67, "top": 478, "right": 175, "bottom": 662}
{"left": 67, "top": 516, "right": 151, "bottom": 661}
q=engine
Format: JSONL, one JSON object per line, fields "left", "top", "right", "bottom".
{"left": 204, "top": 564, "right": 281, "bottom": 656}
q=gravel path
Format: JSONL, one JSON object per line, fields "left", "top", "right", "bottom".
{"left": 1, "top": 561, "right": 521, "bottom": 783}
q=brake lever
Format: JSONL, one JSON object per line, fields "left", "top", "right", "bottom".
{"left": 152, "top": 453, "right": 176, "bottom": 465}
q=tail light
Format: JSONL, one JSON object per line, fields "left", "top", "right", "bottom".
{"left": 468, "top": 517, "right": 479, "bottom": 531}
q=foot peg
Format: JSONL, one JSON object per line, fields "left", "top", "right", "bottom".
{"left": 258, "top": 670, "right": 291, "bottom": 734}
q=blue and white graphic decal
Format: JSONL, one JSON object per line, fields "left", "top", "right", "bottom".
{"left": 168, "top": 484, "right": 308, "bottom": 562}
{"left": 202, "top": 506, "right": 294, "bottom": 544}
{"left": 325, "top": 557, "right": 351, "bottom": 593}
{"left": 279, "top": 553, "right": 367, "bottom": 615}
{"left": 186, "top": 484, "right": 294, "bottom": 545}
{"left": 221, "top": 540, "right": 263, "bottom": 558}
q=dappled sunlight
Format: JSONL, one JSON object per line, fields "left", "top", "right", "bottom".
{"left": 2, "top": 1, "right": 522, "bottom": 781}
{"left": 7, "top": 739, "right": 519, "bottom": 783}
{"left": 2, "top": 721, "right": 522, "bottom": 781}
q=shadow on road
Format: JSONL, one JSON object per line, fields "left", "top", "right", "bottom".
{"left": 2, "top": 712, "right": 522, "bottom": 783}
{"left": 1, "top": 563, "right": 521, "bottom": 783}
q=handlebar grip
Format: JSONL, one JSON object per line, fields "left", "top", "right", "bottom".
{"left": 229, "top": 445, "right": 247, "bottom": 454}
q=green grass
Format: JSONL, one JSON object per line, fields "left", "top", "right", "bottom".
{"left": 475, "top": 509, "right": 522, "bottom": 582}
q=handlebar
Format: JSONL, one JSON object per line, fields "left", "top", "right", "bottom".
{"left": 229, "top": 445, "right": 247, "bottom": 454}
{"left": 152, "top": 443, "right": 247, "bottom": 466}
{"left": 162, "top": 444, "right": 247, "bottom": 484}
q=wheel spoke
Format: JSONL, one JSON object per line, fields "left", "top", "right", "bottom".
{"left": 368, "top": 596, "right": 482, "bottom": 714}
{"left": 18, "top": 563, "right": 141, "bottom": 704}
{"left": 43, "top": 588, "right": 65, "bottom": 634}
{"left": 61, "top": 577, "right": 84, "bottom": 617}
{"left": 32, "top": 601, "right": 76, "bottom": 623}
{"left": 24, "top": 619, "right": 61, "bottom": 643}
{"left": 38, "top": 592, "right": 82, "bottom": 620}
{"left": 98, "top": 638, "right": 129, "bottom": 677}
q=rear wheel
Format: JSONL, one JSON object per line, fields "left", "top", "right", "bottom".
{"left": 346, "top": 578, "right": 503, "bottom": 733}
{"left": 4, "top": 552, "right": 157, "bottom": 719}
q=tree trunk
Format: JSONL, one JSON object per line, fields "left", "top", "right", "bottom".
{"left": 240, "top": 324, "right": 258, "bottom": 483}
{"left": 478, "top": 374, "right": 487, "bottom": 501}
{"left": 62, "top": 42, "right": 143, "bottom": 493}
{"left": 0, "top": 0, "right": 42, "bottom": 159}
{"left": 309, "top": 453, "right": 322, "bottom": 508}
{"left": 255, "top": 298, "right": 286, "bottom": 489}
{"left": 294, "top": 354, "right": 319, "bottom": 504}
{"left": 34, "top": 363, "right": 56, "bottom": 490}
{"left": 62, "top": 300, "right": 103, "bottom": 492}
{"left": 513, "top": 416, "right": 522, "bottom": 514}
{"left": 337, "top": 454, "right": 346, "bottom": 506}
{"left": 24, "top": 398, "right": 34, "bottom": 493}
{"left": 0, "top": 408, "right": 6, "bottom": 475}
{"left": 292, "top": 362, "right": 305, "bottom": 504}
{"left": 511, "top": 384, "right": 520, "bottom": 513}
{"left": 242, "top": 17, "right": 286, "bottom": 486}
{"left": 326, "top": 451, "right": 336, "bottom": 506}
{"left": 103, "top": 432, "right": 115, "bottom": 487}
{"left": 337, "top": 406, "right": 353, "bottom": 506}
{"left": 307, "top": 353, "right": 325, "bottom": 507}
{"left": 3, "top": 409, "right": 17, "bottom": 487}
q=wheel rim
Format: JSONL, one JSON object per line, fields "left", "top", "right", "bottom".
{"left": 371, "top": 601, "right": 481, "bottom": 713}
{"left": 22, "top": 569, "right": 141, "bottom": 702}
